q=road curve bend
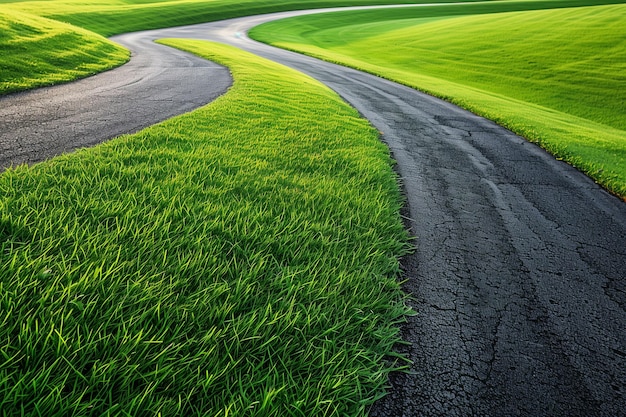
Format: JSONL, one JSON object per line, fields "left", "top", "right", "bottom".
{"left": 1, "top": 7, "right": 625, "bottom": 416}
{"left": 0, "top": 32, "right": 232, "bottom": 170}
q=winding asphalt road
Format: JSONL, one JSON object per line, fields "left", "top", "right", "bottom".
{"left": 1, "top": 7, "right": 625, "bottom": 416}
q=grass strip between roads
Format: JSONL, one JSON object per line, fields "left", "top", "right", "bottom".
{"left": 251, "top": 1, "right": 626, "bottom": 198}
{"left": 0, "top": 40, "right": 410, "bottom": 416}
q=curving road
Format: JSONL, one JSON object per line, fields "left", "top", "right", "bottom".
{"left": 1, "top": 7, "right": 625, "bottom": 416}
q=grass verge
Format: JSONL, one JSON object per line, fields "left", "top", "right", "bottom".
{"left": 0, "top": 39, "right": 410, "bottom": 416}
{"left": 0, "top": 9, "right": 128, "bottom": 95}
{"left": 250, "top": 0, "right": 626, "bottom": 198}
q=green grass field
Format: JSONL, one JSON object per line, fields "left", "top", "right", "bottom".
{"left": 0, "top": 40, "right": 410, "bottom": 415}
{"left": 251, "top": 0, "right": 626, "bottom": 198}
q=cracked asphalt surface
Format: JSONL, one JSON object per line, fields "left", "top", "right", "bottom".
{"left": 1, "top": 7, "right": 625, "bottom": 416}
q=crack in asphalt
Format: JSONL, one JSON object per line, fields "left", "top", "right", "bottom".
{"left": 0, "top": 6, "right": 625, "bottom": 416}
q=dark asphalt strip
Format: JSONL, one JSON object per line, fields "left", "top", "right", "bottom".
{"left": 1, "top": 7, "right": 625, "bottom": 416}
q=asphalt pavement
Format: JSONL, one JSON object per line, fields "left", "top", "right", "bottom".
{"left": 1, "top": 8, "right": 625, "bottom": 416}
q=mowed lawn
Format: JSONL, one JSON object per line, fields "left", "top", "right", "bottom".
{"left": 251, "top": 1, "right": 626, "bottom": 198}
{"left": 0, "top": 40, "right": 409, "bottom": 415}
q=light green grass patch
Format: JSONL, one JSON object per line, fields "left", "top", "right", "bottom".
{"left": 0, "top": 9, "right": 128, "bottom": 95}
{"left": 0, "top": 39, "right": 410, "bottom": 416}
{"left": 251, "top": 1, "right": 626, "bottom": 198}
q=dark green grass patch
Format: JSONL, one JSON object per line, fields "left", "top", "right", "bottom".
{"left": 0, "top": 9, "right": 128, "bottom": 95}
{"left": 251, "top": 0, "right": 626, "bottom": 198}
{"left": 0, "top": 40, "right": 410, "bottom": 416}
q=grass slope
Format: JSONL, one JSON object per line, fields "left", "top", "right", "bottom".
{"left": 0, "top": 9, "right": 128, "bottom": 95}
{"left": 0, "top": 40, "right": 409, "bottom": 416}
{"left": 251, "top": 1, "right": 626, "bottom": 198}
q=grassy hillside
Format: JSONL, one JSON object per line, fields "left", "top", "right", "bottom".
{"left": 251, "top": 1, "right": 626, "bottom": 198}
{"left": 0, "top": 40, "right": 409, "bottom": 416}
{"left": 0, "top": 9, "right": 128, "bottom": 95}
